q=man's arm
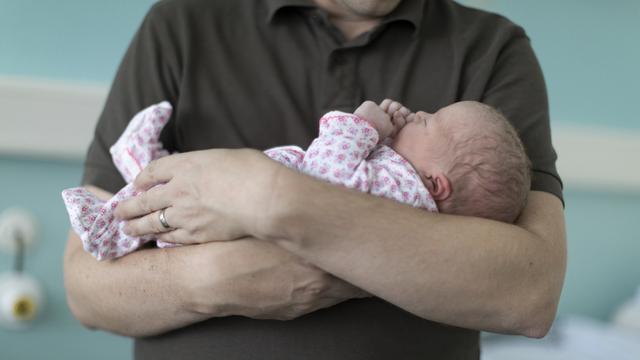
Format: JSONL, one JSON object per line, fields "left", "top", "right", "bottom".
{"left": 263, "top": 167, "right": 566, "bottom": 338}
{"left": 64, "top": 186, "right": 367, "bottom": 337}
{"left": 117, "top": 149, "right": 565, "bottom": 338}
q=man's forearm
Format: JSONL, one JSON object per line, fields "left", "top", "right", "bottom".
{"left": 64, "top": 230, "right": 213, "bottom": 337}
{"left": 263, "top": 169, "right": 567, "bottom": 338}
{"left": 63, "top": 185, "right": 222, "bottom": 337}
{"left": 65, "top": 225, "right": 366, "bottom": 336}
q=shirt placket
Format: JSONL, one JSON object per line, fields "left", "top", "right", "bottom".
{"left": 324, "top": 48, "right": 358, "bottom": 113}
{"left": 310, "top": 11, "right": 365, "bottom": 114}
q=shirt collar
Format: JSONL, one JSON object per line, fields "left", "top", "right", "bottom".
{"left": 265, "top": 0, "right": 314, "bottom": 23}
{"left": 380, "top": 0, "right": 427, "bottom": 34}
{"left": 266, "top": 0, "right": 427, "bottom": 34}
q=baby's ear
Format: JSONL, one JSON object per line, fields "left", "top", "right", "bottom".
{"left": 427, "top": 173, "right": 452, "bottom": 201}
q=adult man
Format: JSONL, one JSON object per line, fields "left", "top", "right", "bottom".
{"left": 64, "top": 0, "right": 566, "bottom": 359}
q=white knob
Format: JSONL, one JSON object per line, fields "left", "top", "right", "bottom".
{"left": 0, "top": 272, "right": 45, "bottom": 330}
{"left": 0, "top": 208, "right": 38, "bottom": 254}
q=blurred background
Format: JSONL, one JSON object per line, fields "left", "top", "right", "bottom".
{"left": 0, "top": 0, "right": 638, "bottom": 359}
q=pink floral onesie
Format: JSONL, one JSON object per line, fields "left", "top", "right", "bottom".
{"left": 63, "top": 103, "right": 437, "bottom": 261}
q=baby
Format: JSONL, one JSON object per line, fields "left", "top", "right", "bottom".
{"left": 268, "top": 99, "right": 531, "bottom": 223}
{"left": 63, "top": 99, "right": 530, "bottom": 261}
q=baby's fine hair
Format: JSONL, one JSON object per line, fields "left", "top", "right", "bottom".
{"left": 439, "top": 103, "right": 531, "bottom": 223}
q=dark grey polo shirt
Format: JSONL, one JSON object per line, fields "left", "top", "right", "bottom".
{"left": 82, "top": 0, "right": 563, "bottom": 359}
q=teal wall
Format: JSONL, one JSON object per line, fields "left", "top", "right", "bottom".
{"left": 0, "top": 1, "right": 155, "bottom": 358}
{"left": 0, "top": 0, "right": 157, "bottom": 83}
{"left": 559, "top": 189, "right": 640, "bottom": 319}
{"left": 0, "top": 157, "right": 130, "bottom": 359}
{"left": 2, "top": 0, "right": 639, "bottom": 129}
{"left": 457, "top": 0, "right": 640, "bottom": 130}
{"left": 1, "top": 0, "right": 639, "bottom": 359}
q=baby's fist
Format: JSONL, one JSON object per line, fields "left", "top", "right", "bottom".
{"left": 354, "top": 101, "right": 393, "bottom": 140}
{"left": 380, "top": 99, "right": 411, "bottom": 137}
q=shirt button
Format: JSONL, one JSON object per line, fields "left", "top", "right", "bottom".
{"left": 310, "top": 13, "right": 323, "bottom": 25}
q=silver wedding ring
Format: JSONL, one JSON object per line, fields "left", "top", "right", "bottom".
{"left": 158, "top": 208, "right": 172, "bottom": 230}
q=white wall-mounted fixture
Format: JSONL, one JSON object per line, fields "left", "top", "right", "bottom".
{"left": 0, "top": 208, "right": 39, "bottom": 254}
{"left": 0, "top": 272, "right": 44, "bottom": 330}
{"left": 0, "top": 208, "right": 44, "bottom": 330}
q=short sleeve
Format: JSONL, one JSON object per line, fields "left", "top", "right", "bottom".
{"left": 475, "top": 27, "right": 564, "bottom": 205}
{"left": 82, "top": 1, "right": 181, "bottom": 193}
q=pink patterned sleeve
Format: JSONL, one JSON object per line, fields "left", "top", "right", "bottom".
{"left": 299, "top": 111, "right": 379, "bottom": 187}
{"left": 297, "top": 111, "right": 438, "bottom": 212}
{"left": 263, "top": 145, "right": 305, "bottom": 170}
{"left": 366, "top": 147, "right": 439, "bottom": 212}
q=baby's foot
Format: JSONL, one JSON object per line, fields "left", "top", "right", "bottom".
{"left": 62, "top": 184, "right": 153, "bottom": 260}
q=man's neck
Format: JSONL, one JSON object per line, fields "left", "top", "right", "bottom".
{"left": 331, "top": 18, "right": 381, "bottom": 40}
{"left": 312, "top": 0, "right": 383, "bottom": 41}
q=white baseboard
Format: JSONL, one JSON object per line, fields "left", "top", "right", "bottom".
{"left": 1, "top": 77, "right": 638, "bottom": 192}
{"left": 554, "top": 126, "right": 640, "bottom": 193}
{"left": 0, "top": 76, "right": 108, "bottom": 160}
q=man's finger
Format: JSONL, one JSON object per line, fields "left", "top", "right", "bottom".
{"left": 123, "top": 206, "right": 180, "bottom": 237}
{"left": 156, "top": 229, "right": 194, "bottom": 245}
{"left": 133, "top": 156, "right": 177, "bottom": 191}
{"left": 115, "top": 184, "right": 172, "bottom": 220}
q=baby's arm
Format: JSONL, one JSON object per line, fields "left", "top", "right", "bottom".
{"left": 353, "top": 101, "right": 393, "bottom": 140}
{"left": 299, "top": 103, "right": 437, "bottom": 211}
{"left": 263, "top": 146, "right": 306, "bottom": 170}
{"left": 299, "top": 100, "right": 409, "bottom": 185}
{"left": 299, "top": 110, "right": 379, "bottom": 187}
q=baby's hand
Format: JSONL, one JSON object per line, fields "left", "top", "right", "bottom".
{"left": 354, "top": 101, "right": 393, "bottom": 140}
{"left": 380, "top": 99, "right": 411, "bottom": 137}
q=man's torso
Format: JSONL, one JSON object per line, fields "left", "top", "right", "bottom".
{"left": 85, "top": 0, "right": 561, "bottom": 358}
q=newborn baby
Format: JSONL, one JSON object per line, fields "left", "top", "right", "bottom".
{"left": 63, "top": 99, "right": 530, "bottom": 261}
{"left": 269, "top": 99, "right": 531, "bottom": 223}
{"left": 374, "top": 99, "right": 531, "bottom": 222}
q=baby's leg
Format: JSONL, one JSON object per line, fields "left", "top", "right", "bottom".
{"left": 64, "top": 102, "right": 175, "bottom": 260}
{"left": 110, "top": 102, "right": 173, "bottom": 183}
{"left": 62, "top": 184, "right": 152, "bottom": 260}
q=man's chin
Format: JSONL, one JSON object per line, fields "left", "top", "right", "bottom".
{"left": 336, "top": 0, "right": 403, "bottom": 18}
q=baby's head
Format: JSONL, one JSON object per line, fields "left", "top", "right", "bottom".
{"left": 391, "top": 101, "right": 530, "bottom": 223}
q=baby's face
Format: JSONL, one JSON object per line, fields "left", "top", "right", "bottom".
{"left": 390, "top": 102, "right": 477, "bottom": 180}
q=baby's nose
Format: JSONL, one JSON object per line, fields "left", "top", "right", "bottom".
{"left": 414, "top": 111, "right": 432, "bottom": 122}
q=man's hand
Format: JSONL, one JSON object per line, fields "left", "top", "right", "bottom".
{"left": 114, "top": 149, "right": 283, "bottom": 245}
{"left": 196, "top": 237, "right": 370, "bottom": 321}
{"left": 66, "top": 185, "right": 369, "bottom": 336}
